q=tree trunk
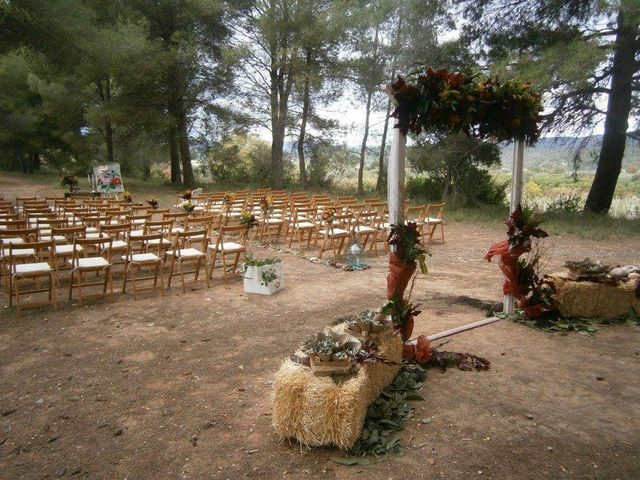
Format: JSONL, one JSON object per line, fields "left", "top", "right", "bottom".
{"left": 271, "top": 119, "right": 285, "bottom": 188}
{"left": 177, "top": 108, "right": 196, "bottom": 188}
{"left": 297, "top": 51, "right": 311, "bottom": 189}
{"left": 168, "top": 128, "right": 181, "bottom": 184}
{"left": 584, "top": 1, "right": 638, "bottom": 213}
{"left": 105, "top": 121, "right": 114, "bottom": 164}
{"left": 31, "top": 152, "right": 40, "bottom": 171}
{"left": 358, "top": 91, "right": 373, "bottom": 196}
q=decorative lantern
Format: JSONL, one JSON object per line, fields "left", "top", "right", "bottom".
{"left": 347, "top": 239, "right": 366, "bottom": 270}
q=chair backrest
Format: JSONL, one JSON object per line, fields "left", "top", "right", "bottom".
{"left": 424, "top": 203, "right": 445, "bottom": 220}
{"left": 99, "top": 223, "right": 132, "bottom": 240}
{"left": 71, "top": 236, "right": 113, "bottom": 264}
{"left": 186, "top": 215, "right": 214, "bottom": 235}
{"left": 0, "top": 219, "right": 28, "bottom": 230}
{"left": 216, "top": 224, "right": 248, "bottom": 248}
{"left": 6, "top": 240, "right": 54, "bottom": 272}
{"left": 292, "top": 206, "right": 316, "bottom": 224}
{"left": 51, "top": 225, "right": 87, "bottom": 244}
{"left": 144, "top": 219, "right": 173, "bottom": 237}
{"left": 406, "top": 205, "right": 426, "bottom": 223}
{"left": 127, "top": 232, "right": 163, "bottom": 258}
{"left": 0, "top": 227, "right": 38, "bottom": 243}
{"left": 173, "top": 229, "right": 208, "bottom": 253}
{"left": 38, "top": 217, "right": 68, "bottom": 230}
{"left": 334, "top": 213, "right": 355, "bottom": 230}
{"left": 355, "top": 211, "right": 380, "bottom": 229}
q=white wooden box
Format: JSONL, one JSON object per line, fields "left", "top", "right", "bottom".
{"left": 243, "top": 263, "right": 284, "bottom": 295}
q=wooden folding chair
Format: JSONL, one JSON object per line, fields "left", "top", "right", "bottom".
{"left": 352, "top": 211, "right": 380, "bottom": 253}
{"left": 166, "top": 229, "right": 209, "bottom": 292}
{"left": 259, "top": 203, "right": 286, "bottom": 243}
{"left": 50, "top": 225, "right": 86, "bottom": 275}
{"left": 68, "top": 237, "right": 114, "bottom": 305}
{"left": 316, "top": 213, "right": 353, "bottom": 261}
{"left": 122, "top": 232, "right": 164, "bottom": 299}
{"left": 6, "top": 240, "right": 56, "bottom": 313}
{"left": 424, "top": 203, "right": 446, "bottom": 243}
{"left": 285, "top": 206, "right": 317, "bottom": 249}
{"left": 208, "top": 224, "right": 247, "bottom": 280}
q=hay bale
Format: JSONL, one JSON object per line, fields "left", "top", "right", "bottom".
{"left": 272, "top": 324, "right": 402, "bottom": 449}
{"left": 551, "top": 272, "right": 640, "bottom": 318}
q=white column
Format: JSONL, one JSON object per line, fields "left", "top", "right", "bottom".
{"left": 504, "top": 138, "right": 525, "bottom": 314}
{"left": 387, "top": 125, "right": 406, "bottom": 225}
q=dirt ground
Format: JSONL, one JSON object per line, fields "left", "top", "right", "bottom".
{"left": 1, "top": 177, "right": 639, "bottom": 479}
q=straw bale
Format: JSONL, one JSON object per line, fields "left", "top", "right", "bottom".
{"left": 551, "top": 273, "right": 640, "bottom": 318}
{"left": 272, "top": 324, "right": 402, "bottom": 449}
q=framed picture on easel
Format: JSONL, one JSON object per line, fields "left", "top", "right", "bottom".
{"left": 93, "top": 164, "right": 125, "bottom": 194}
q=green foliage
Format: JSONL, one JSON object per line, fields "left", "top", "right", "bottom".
{"left": 347, "top": 363, "right": 426, "bottom": 457}
{"left": 200, "top": 134, "right": 272, "bottom": 184}
{"left": 407, "top": 133, "right": 507, "bottom": 206}
{"left": 502, "top": 308, "right": 640, "bottom": 334}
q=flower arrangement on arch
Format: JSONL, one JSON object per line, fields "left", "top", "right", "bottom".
{"left": 485, "top": 205, "right": 557, "bottom": 318}
{"left": 390, "top": 68, "right": 543, "bottom": 145}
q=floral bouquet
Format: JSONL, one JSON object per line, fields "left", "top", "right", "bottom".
{"left": 222, "top": 192, "right": 236, "bottom": 211}
{"left": 146, "top": 198, "right": 159, "bottom": 209}
{"left": 123, "top": 191, "right": 133, "bottom": 203}
{"left": 180, "top": 189, "right": 192, "bottom": 200}
{"left": 321, "top": 207, "right": 336, "bottom": 225}
{"left": 239, "top": 211, "right": 258, "bottom": 229}
{"left": 260, "top": 195, "right": 273, "bottom": 218}
{"left": 181, "top": 200, "right": 196, "bottom": 214}
{"left": 61, "top": 174, "right": 78, "bottom": 192}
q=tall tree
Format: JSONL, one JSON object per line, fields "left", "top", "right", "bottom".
{"left": 233, "top": 0, "right": 307, "bottom": 188}
{"left": 127, "top": 0, "right": 236, "bottom": 187}
{"left": 459, "top": 0, "right": 640, "bottom": 213}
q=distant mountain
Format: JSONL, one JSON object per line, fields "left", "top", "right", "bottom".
{"left": 500, "top": 135, "right": 639, "bottom": 171}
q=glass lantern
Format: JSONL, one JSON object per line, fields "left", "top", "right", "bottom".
{"left": 347, "top": 239, "right": 366, "bottom": 270}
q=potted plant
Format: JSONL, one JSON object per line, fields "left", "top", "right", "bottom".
{"left": 387, "top": 222, "right": 428, "bottom": 299}
{"left": 345, "top": 310, "right": 392, "bottom": 339}
{"left": 242, "top": 256, "right": 284, "bottom": 295}
{"left": 380, "top": 296, "right": 422, "bottom": 341}
{"left": 302, "top": 330, "right": 361, "bottom": 376}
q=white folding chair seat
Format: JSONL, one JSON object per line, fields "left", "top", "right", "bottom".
{"left": 2, "top": 248, "right": 35, "bottom": 257}
{"left": 127, "top": 253, "right": 160, "bottom": 263}
{"left": 55, "top": 244, "right": 83, "bottom": 254}
{"left": 68, "top": 256, "right": 109, "bottom": 268}
{"left": 319, "top": 228, "right": 348, "bottom": 236}
{"left": 15, "top": 262, "right": 51, "bottom": 274}
{"left": 166, "top": 248, "right": 205, "bottom": 259}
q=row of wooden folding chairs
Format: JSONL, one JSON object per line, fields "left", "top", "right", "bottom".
{"left": 1, "top": 221, "right": 252, "bottom": 313}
